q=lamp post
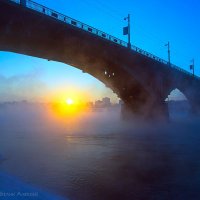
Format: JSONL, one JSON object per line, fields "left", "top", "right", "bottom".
{"left": 190, "top": 59, "right": 195, "bottom": 77}
{"left": 123, "top": 14, "right": 131, "bottom": 49}
{"left": 165, "top": 42, "right": 171, "bottom": 66}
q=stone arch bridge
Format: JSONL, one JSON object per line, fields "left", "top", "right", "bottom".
{"left": 0, "top": 0, "right": 200, "bottom": 120}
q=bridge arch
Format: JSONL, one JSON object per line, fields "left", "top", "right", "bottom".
{"left": 166, "top": 88, "right": 187, "bottom": 101}
{"left": 0, "top": 51, "right": 121, "bottom": 103}
{"left": 165, "top": 88, "right": 191, "bottom": 120}
{"left": 1, "top": 0, "right": 200, "bottom": 121}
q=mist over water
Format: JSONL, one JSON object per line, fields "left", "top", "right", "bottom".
{"left": 0, "top": 103, "right": 200, "bottom": 200}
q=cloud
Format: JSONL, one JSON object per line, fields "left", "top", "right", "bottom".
{"left": 0, "top": 70, "right": 48, "bottom": 102}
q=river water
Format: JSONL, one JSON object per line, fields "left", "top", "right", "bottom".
{"left": 0, "top": 104, "right": 200, "bottom": 200}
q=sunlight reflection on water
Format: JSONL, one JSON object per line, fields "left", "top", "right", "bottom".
{"left": 0, "top": 104, "right": 200, "bottom": 200}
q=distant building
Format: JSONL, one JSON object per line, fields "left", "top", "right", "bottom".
{"left": 86, "top": 101, "right": 94, "bottom": 108}
{"left": 119, "top": 99, "right": 124, "bottom": 105}
{"left": 95, "top": 100, "right": 104, "bottom": 108}
{"left": 102, "top": 97, "right": 111, "bottom": 107}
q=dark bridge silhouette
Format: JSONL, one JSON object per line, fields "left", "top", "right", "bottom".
{"left": 1, "top": 0, "right": 200, "bottom": 120}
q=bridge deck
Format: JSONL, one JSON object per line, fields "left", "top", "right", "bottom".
{"left": 7, "top": 0, "right": 199, "bottom": 80}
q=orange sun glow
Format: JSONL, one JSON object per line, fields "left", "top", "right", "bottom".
{"left": 47, "top": 92, "right": 90, "bottom": 120}
{"left": 66, "top": 98, "right": 74, "bottom": 105}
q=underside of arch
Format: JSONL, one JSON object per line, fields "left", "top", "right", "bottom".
{"left": 3, "top": 0, "right": 199, "bottom": 121}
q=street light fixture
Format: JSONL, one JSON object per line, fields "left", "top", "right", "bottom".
{"left": 123, "top": 14, "right": 131, "bottom": 49}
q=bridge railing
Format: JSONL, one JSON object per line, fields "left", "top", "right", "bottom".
{"left": 24, "top": 0, "right": 128, "bottom": 47}
{"left": 8, "top": 0, "right": 199, "bottom": 80}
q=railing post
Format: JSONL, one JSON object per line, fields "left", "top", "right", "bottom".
{"left": 20, "top": 0, "right": 26, "bottom": 6}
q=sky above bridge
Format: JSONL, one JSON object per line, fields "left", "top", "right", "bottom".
{"left": 0, "top": 0, "right": 200, "bottom": 103}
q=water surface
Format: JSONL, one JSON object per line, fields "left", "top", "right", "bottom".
{"left": 0, "top": 104, "right": 200, "bottom": 200}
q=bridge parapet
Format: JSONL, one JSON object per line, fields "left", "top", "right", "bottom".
{"left": 8, "top": 0, "right": 199, "bottom": 80}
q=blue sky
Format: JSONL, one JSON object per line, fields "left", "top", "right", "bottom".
{"left": 0, "top": 0, "right": 200, "bottom": 102}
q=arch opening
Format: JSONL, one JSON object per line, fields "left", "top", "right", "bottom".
{"left": 0, "top": 51, "right": 124, "bottom": 122}
{"left": 165, "top": 89, "right": 191, "bottom": 120}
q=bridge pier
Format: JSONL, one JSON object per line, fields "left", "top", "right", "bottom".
{"left": 186, "top": 92, "right": 200, "bottom": 117}
{"left": 190, "top": 104, "right": 200, "bottom": 117}
{"left": 121, "top": 100, "right": 169, "bottom": 121}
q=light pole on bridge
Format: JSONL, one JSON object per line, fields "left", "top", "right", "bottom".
{"left": 165, "top": 41, "right": 171, "bottom": 66}
{"left": 123, "top": 14, "right": 131, "bottom": 49}
{"left": 190, "top": 59, "right": 195, "bottom": 77}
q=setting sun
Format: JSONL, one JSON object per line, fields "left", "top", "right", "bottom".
{"left": 46, "top": 88, "right": 92, "bottom": 119}
{"left": 66, "top": 98, "right": 74, "bottom": 105}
